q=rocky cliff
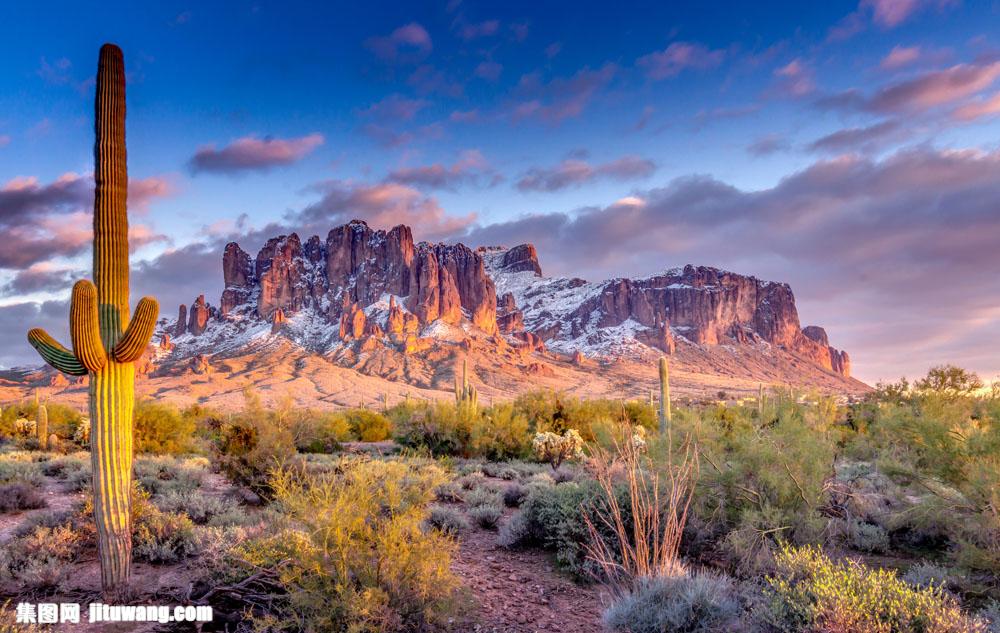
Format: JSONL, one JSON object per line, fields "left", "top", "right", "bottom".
{"left": 170, "top": 220, "right": 852, "bottom": 379}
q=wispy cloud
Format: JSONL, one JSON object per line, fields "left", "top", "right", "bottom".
{"left": 953, "top": 91, "right": 1000, "bottom": 121}
{"left": 807, "top": 120, "right": 903, "bottom": 154}
{"left": 386, "top": 150, "right": 501, "bottom": 190}
{"left": 516, "top": 154, "right": 656, "bottom": 192}
{"left": 365, "top": 22, "right": 432, "bottom": 63}
{"left": 747, "top": 134, "right": 791, "bottom": 156}
{"left": 188, "top": 134, "right": 324, "bottom": 174}
{"left": 636, "top": 41, "right": 725, "bottom": 80}
{"left": 511, "top": 64, "right": 617, "bottom": 124}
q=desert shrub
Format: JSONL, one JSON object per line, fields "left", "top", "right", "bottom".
{"left": 346, "top": 409, "right": 393, "bottom": 442}
{"left": 903, "top": 562, "right": 956, "bottom": 591}
{"left": 154, "top": 491, "right": 249, "bottom": 526}
{"left": 464, "top": 487, "right": 502, "bottom": 509}
{"left": 457, "top": 471, "right": 486, "bottom": 490}
{"left": 532, "top": 429, "right": 584, "bottom": 470}
{"left": 426, "top": 505, "right": 470, "bottom": 534}
{"left": 0, "top": 481, "right": 47, "bottom": 512}
{"left": 759, "top": 544, "right": 989, "bottom": 632}
{"left": 481, "top": 461, "right": 520, "bottom": 479}
{"left": 221, "top": 459, "right": 459, "bottom": 632}
{"left": 849, "top": 520, "right": 891, "bottom": 554}
{"left": 134, "top": 455, "right": 204, "bottom": 496}
{"left": 503, "top": 482, "right": 527, "bottom": 507}
{"left": 498, "top": 511, "right": 531, "bottom": 547}
{"left": 503, "top": 480, "right": 623, "bottom": 578}
{"left": 434, "top": 481, "right": 463, "bottom": 503}
{"left": 0, "top": 401, "right": 83, "bottom": 441}
{"left": 0, "top": 523, "right": 84, "bottom": 590}
{"left": 469, "top": 504, "right": 502, "bottom": 530}
{"left": 133, "top": 500, "right": 200, "bottom": 564}
{"left": 471, "top": 403, "right": 531, "bottom": 460}
{"left": 215, "top": 417, "right": 296, "bottom": 498}
{"left": 394, "top": 401, "right": 476, "bottom": 456}
{"left": 134, "top": 400, "right": 196, "bottom": 454}
{"left": 0, "top": 458, "right": 44, "bottom": 487}
{"left": 41, "top": 453, "right": 88, "bottom": 479}
{"left": 604, "top": 572, "right": 743, "bottom": 633}
{"left": 293, "top": 411, "right": 352, "bottom": 453}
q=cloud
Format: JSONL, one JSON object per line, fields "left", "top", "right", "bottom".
{"left": 475, "top": 60, "right": 503, "bottom": 82}
{"left": 189, "top": 134, "right": 324, "bottom": 174}
{"left": 360, "top": 94, "right": 429, "bottom": 122}
{"left": 36, "top": 57, "right": 73, "bottom": 85}
{"left": 636, "top": 42, "right": 725, "bottom": 80}
{"left": 952, "top": 91, "right": 1000, "bottom": 121}
{"left": 773, "top": 58, "right": 815, "bottom": 97}
{"left": 407, "top": 65, "right": 463, "bottom": 97}
{"left": 0, "top": 135, "right": 10, "bottom": 148}
{"left": 0, "top": 173, "right": 173, "bottom": 269}
{"left": 386, "top": 150, "right": 501, "bottom": 190}
{"left": 365, "top": 23, "right": 432, "bottom": 63}
{"left": 807, "top": 120, "right": 903, "bottom": 154}
{"left": 746, "top": 134, "right": 791, "bottom": 156}
{"left": 455, "top": 19, "right": 500, "bottom": 41}
{"left": 516, "top": 155, "right": 656, "bottom": 192}
{"left": 294, "top": 180, "right": 476, "bottom": 240}
{"left": 0, "top": 299, "right": 70, "bottom": 369}
{"left": 818, "top": 61, "right": 1000, "bottom": 115}
{"left": 829, "top": 0, "right": 957, "bottom": 40}
{"left": 0, "top": 264, "right": 81, "bottom": 296}
{"left": 511, "top": 64, "right": 617, "bottom": 124}
{"left": 880, "top": 45, "right": 922, "bottom": 70}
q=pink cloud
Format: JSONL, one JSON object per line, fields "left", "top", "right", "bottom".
{"left": 869, "top": 61, "right": 1000, "bottom": 112}
{"left": 475, "top": 60, "right": 503, "bottom": 82}
{"left": 636, "top": 42, "right": 725, "bottom": 80}
{"left": 360, "top": 94, "right": 429, "bottom": 121}
{"left": 365, "top": 23, "right": 432, "bottom": 63}
{"left": 953, "top": 91, "right": 1000, "bottom": 121}
{"left": 189, "top": 134, "right": 324, "bottom": 174}
{"left": 773, "top": 58, "right": 815, "bottom": 97}
{"left": 880, "top": 45, "right": 921, "bottom": 70}
{"left": 516, "top": 154, "right": 656, "bottom": 192}
{"left": 456, "top": 19, "right": 500, "bottom": 41}
{"left": 387, "top": 150, "right": 501, "bottom": 190}
{"left": 511, "top": 64, "right": 617, "bottom": 124}
{"left": 864, "top": 0, "right": 922, "bottom": 27}
{"left": 297, "top": 180, "right": 476, "bottom": 240}
{"left": 0, "top": 135, "right": 10, "bottom": 148}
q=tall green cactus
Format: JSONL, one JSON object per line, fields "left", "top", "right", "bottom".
{"left": 658, "top": 356, "right": 671, "bottom": 435}
{"left": 36, "top": 402, "right": 48, "bottom": 450}
{"left": 455, "top": 358, "right": 478, "bottom": 410}
{"left": 26, "top": 44, "right": 158, "bottom": 599}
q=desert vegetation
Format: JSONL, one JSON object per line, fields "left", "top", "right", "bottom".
{"left": 0, "top": 364, "right": 997, "bottom": 631}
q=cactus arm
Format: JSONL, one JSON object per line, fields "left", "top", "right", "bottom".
{"left": 112, "top": 296, "right": 158, "bottom": 362}
{"left": 70, "top": 280, "right": 108, "bottom": 372}
{"left": 27, "top": 329, "right": 88, "bottom": 376}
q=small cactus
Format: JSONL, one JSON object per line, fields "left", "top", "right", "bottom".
{"left": 37, "top": 403, "right": 48, "bottom": 450}
{"left": 658, "top": 356, "right": 672, "bottom": 434}
{"left": 455, "top": 358, "right": 478, "bottom": 410}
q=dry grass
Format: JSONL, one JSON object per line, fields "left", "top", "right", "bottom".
{"left": 584, "top": 424, "right": 698, "bottom": 594}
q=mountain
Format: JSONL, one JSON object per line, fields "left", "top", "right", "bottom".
{"left": 7, "top": 220, "right": 866, "bottom": 409}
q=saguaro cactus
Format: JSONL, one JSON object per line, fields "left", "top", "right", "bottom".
{"left": 26, "top": 44, "right": 158, "bottom": 598}
{"left": 455, "top": 358, "right": 478, "bottom": 410}
{"left": 658, "top": 356, "right": 671, "bottom": 435}
{"left": 37, "top": 402, "right": 48, "bottom": 450}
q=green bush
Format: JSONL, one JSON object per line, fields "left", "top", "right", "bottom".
{"left": 133, "top": 497, "right": 200, "bottom": 564}
{"left": 760, "top": 545, "right": 989, "bottom": 632}
{"left": 215, "top": 418, "right": 296, "bottom": 498}
{"left": 134, "top": 400, "right": 196, "bottom": 454}
{"left": 134, "top": 455, "right": 205, "bottom": 496}
{"left": 472, "top": 403, "right": 532, "bottom": 459}
{"left": 469, "top": 504, "right": 502, "bottom": 530}
{"left": 0, "top": 482, "right": 47, "bottom": 512}
{"left": 293, "top": 411, "right": 352, "bottom": 453}
{"left": 604, "top": 572, "right": 744, "bottom": 633}
{"left": 426, "top": 505, "right": 470, "bottom": 534}
{"left": 346, "top": 409, "right": 393, "bottom": 442}
{"left": 221, "top": 458, "right": 459, "bottom": 632}
{"left": 0, "top": 523, "right": 84, "bottom": 590}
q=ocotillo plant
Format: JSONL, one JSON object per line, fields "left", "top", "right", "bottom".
{"left": 26, "top": 44, "right": 158, "bottom": 599}
{"left": 455, "top": 358, "right": 478, "bottom": 410}
{"left": 36, "top": 402, "right": 48, "bottom": 450}
{"left": 658, "top": 356, "right": 672, "bottom": 434}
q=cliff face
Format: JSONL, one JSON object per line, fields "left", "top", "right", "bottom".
{"left": 211, "top": 219, "right": 498, "bottom": 335}
{"left": 172, "top": 222, "right": 851, "bottom": 379}
{"left": 483, "top": 247, "right": 852, "bottom": 377}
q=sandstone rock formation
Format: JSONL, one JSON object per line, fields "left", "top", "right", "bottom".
{"left": 167, "top": 222, "right": 852, "bottom": 380}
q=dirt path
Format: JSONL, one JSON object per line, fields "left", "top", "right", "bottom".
{"left": 450, "top": 500, "right": 608, "bottom": 632}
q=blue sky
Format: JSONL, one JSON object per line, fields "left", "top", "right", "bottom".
{"left": 1, "top": 0, "right": 1000, "bottom": 385}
